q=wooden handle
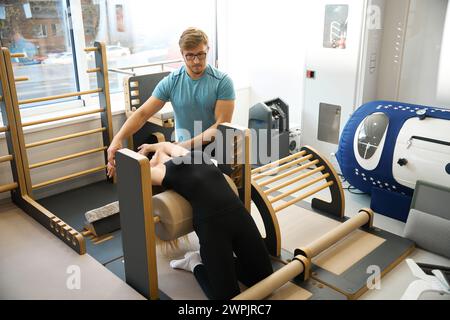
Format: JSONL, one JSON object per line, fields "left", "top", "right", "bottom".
{"left": 233, "top": 257, "right": 306, "bottom": 300}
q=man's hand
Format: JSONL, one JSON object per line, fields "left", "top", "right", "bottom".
{"left": 107, "top": 140, "right": 123, "bottom": 178}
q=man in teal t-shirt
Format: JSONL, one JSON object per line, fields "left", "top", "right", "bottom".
{"left": 152, "top": 63, "right": 235, "bottom": 143}
{"left": 107, "top": 28, "right": 236, "bottom": 177}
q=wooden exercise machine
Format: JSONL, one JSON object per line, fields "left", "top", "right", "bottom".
{"left": 115, "top": 124, "right": 414, "bottom": 300}
{"left": 115, "top": 123, "right": 251, "bottom": 299}
{"left": 233, "top": 208, "right": 373, "bottom": 300}
{"left": 122, "top": 71, "right": 175, "bottom": 150}
{"left": 247, "top": 146, "right": 414, "bottom": 299}
{"left": 1, "top": 41, "right": 114, "bottom": 254}
{"left": 251, "top": 146, "right": 345, "bottom": 257}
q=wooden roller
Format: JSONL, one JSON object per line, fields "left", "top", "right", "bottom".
{"left": 233, "top": 209, "right": 373, "bottom": 300}
{"left": 152, "top": 174, "right": 238, "bottom": 241}
{"left": 233, "top": 256, "right": 308, "bottom": 300}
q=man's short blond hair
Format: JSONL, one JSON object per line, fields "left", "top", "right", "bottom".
{"left": 179, "top": 28, "right": 209, "bottom": 51}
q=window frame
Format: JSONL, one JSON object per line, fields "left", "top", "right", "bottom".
{"left": 4, "top": 0, "right": 219, "bottom": 125}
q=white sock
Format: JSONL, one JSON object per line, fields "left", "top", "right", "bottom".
{"left": 170, "top": 251, "right": 202, "bottom": 272}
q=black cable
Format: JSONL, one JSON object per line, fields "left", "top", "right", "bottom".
{"left": 346, "top": 185, "right": 367, "bottom": 195}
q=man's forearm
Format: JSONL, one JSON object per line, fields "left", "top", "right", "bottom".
{"left": 177, "top": 125, "right": 219, "bottom": 150}
{"left": 112, "top": 109, "right": 148, "bottom": 143}
{"left": 112, "top": 96, "right": 165, "bottom": 144}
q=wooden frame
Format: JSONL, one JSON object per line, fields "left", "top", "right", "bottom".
{"left": 115, "top": 123, "right": 251, "bottom": 300}
{"left": 1, "top": 42, "right": 113, "bottom": 254}
{"left": 0, "top": 49, "right": 25, "bottom": 198}
{"left": 250, "top": 145, "right": 345, "bottom": 257}
{"left": 233, "top": 210, "right": 373, "bottom": 300}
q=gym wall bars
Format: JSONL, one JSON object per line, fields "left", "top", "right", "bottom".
{"left": 0, "top": 42, "right": 113, "bottom": 254}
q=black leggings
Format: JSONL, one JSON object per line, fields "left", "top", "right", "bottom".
{"left": 193, "top": 208, "right": 273, "bottom": 300}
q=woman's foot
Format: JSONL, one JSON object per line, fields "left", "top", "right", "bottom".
{"left": 170, "top": 251, "right": 201, "bottom": 272}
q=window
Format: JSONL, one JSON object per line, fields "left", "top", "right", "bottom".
{"left": 0, "top": 0, "right": 218, "bottom": 116}
{"left": 0, "top": 0, "right": 77, "bottom": 107}
{"left": 354, "top": 112, "right": 389, "bottom": 171}
{"left": 80, "top": 0, "right": 217, "bottom": 92}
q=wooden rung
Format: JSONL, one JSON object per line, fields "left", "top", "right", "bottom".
{"left": 92, "top": 235, "right": 114, "bottom": 245}
{"left": 19, "top": 88, "right": 102, "bottom": 105}
{"left": 29, "top": 147, "right": 107, "bottom": 169}
{"left": 22, "top": 108, "right": 105, "bottom": 127}
{"left": 11, "top": 53, "right": 25, "bottom": 58}
{"left": 81, "top": 230, "right": 92, "bottom": 237}
{"left": 0, "top": 155, "right": 13, "bottom": 164}
{"left": 87, "top": 68, "right": 101, "bottom": 73}
{"left": 0, "top": 126, "right": 8, "bottom": 133}
{"left": 26, "top": 127, "right": 106, "bottom": 149}
{"left": 251, "top": 151, "right": 307, "bottom": 175}
{"left": 0, "top": 182, "right": 18, "bottom": 193}
{"left": 270, "top": 173, "right": 330, "bottom": 204}
{"left": 84, "top": 47, "right": 98, "bottom": 52}
{"left": 32, "top": 165, "right": 107, "bottom": 189}
{"left": 15, "top": 76, "right": 29, "bottom": 82}
{"left": 0, "top": 95, "right": 3, "bottom": 101}
{"left": 258, "top": 160, "right": 320, "bottom": 188}
{"left": 265, "top": 166, "right": 326, "bottom": 195}
{"left": 253, "top": 154, "right": 314, "bottom": 181}
{"left": 274, "top": 181, "right": 334, "bottom": 213}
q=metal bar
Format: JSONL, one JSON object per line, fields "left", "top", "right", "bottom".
{"left": 14, "top": 76, "right": 29, "bottom": 82}
{"left": 108, "top": 68, "right": 136, "bottom": 76}
{"left": 116, "top": 59, "right": 183, "bottom": 71}
{"left": 84, "top": 47, "right": 98, "bottom": 52}
{"left": 22, "top": 108, "right": 104, "bottom": 127}
{"left": 19, "top": 88, "right": 102, "bottom": 105}
{"left": 265, "top": 166, "right": 326, "bottom": 195}
{"left": 0, "top": 155, "right": 13, "bottom": 164}
{"left": 258, "top": 160, "right": 320, "bottom": 188}
{"left": 253, "top": 154, "right": 314, "bottom": 181}
{"left": 274, "top": 181, "right": 334, "bottom": 213}
{"left": 270, "top": 174, "right": 330, "bottom": 204}
{"left": 26, "top": 127, "right": 106, "bottom": 149}
{"left": 86, "top": 68, "right": 101, "bottom": 73}
{"left": 32, "top": 165, "right": 107, "bottom": 190}
{"left": 0, "top": 182, "right": 18, "bottom": 193}
{"left": 10, "top": 53, "right": 25, "bottom": 58}
{"left": 0, "top": 126, "right": 8, "bottom": 133}
{"left": 410, "top": 135, "right": 450, "bottom": 147}
{"left": 252, "top": 151, "right": 307, "bottom": 175}
{"left": 29, "top": 147, "right": 107, "bottom": 169}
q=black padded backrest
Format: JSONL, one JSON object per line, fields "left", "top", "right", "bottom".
{"left": 124, "top": 72, "right": 170, "bottom": 110}
{"left": 411, "top": 180, "right": 450, "bottom": 220}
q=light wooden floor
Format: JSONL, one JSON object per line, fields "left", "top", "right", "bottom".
{"left": 1, "top": 180, "right": 449, "bottom": 300}
{"left": 0, "top": 200, "right": 144, "bottom": 300}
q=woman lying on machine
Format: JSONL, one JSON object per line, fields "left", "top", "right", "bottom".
{"left": 118, "top": 141, "right": 273, "bottom": 300}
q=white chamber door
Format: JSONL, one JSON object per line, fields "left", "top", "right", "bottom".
{"left": 302, "top": 0, "right": 369, "bottom": 169}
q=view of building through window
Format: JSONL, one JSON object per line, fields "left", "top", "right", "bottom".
{"left": 0, "top": 0, "right": 216, "bottom": 106}
{"left": 0, "top": 0, "right": 77, "bottom": 105}
{"left": 81, "top": 0, "right": 216, "bottom": 92}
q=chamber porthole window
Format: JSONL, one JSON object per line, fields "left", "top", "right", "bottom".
{"left": 357, "top": 113, "right": 389, "bottom": 160}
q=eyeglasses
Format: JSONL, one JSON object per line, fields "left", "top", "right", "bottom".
{"left": 184, "top": 52, "right": 207, "bottom": 61}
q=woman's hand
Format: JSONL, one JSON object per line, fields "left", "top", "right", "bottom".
{"left": 137, "top": 143, "right": 156, "bottom": 156}
{"left": 106, "top": 139, "right": 123, "bottom": 178}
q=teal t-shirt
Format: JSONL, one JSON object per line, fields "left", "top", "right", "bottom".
{"left": 152, "top": 64, "right": 235, "bottom": 142}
